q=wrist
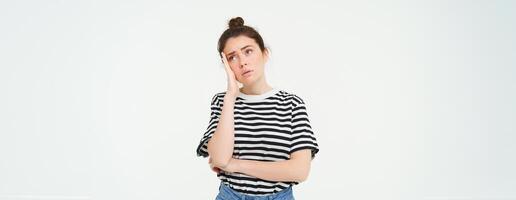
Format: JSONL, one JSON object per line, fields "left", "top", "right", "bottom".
{"left": 224, "top": 94, "right": 237, "bottom": 101}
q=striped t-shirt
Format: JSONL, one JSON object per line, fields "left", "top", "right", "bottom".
{"left": 196, "top": 87, "right": 320, "bottom": 196}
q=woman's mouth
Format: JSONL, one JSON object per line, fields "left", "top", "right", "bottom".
{"left": 242, "top": 70, "right": 253, "bottom": 77}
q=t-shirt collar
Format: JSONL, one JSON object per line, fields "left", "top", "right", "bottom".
{"left": 237, "top": 87, "right": 280, "bottom": 101}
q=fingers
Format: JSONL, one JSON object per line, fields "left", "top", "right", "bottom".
{"left": 220, "top": 52, "right": 239, "bottom": 96}
{"left": 220, "top": 52, "right": 228, "bottom": 66}
{"left": 220, "top": 52, "right": 234, "bottom": 75}
{"left": 220, "top": 52, "right": 228, "bottom": 68}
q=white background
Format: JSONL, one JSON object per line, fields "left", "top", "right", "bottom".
{"left": 1, "top": 0, "right": 515, "bottom": 199}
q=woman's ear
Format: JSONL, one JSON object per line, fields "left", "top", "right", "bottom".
{"left": 263, "top": 48, "right": 270, "bottom": 62}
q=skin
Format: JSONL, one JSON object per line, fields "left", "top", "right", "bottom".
{"left": 207, "top": 35, "right": 313, "bottom": 183}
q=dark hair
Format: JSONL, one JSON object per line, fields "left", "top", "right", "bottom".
{"left": 217, "top": 17, "right": 267, "bottom": 56}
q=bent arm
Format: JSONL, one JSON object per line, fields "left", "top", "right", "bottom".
{"left": 207, "top": 95, "right": 236, "bottom": 168}
{"left": 232, "top": 149, "right": 312, "bottom": 183}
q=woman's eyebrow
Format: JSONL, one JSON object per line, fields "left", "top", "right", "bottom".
{"left": 227, "top": 45, "right": 253, "bottom": 56}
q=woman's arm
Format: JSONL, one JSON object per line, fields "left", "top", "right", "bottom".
{"left": 207, "top": 95, "right": 236, "bottom": 168}
{"left": 207, "top": 52, "right": 239, "bottom": 168}
{"left": 224, "top": 149, "right": 313, "bottom": 183}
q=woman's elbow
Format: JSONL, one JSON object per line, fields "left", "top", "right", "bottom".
{"left": 293, "top": 166, "right": 311, "bottom": 183}
{"left": 207, "top": 146, "right": 230, "bottom": 168}
{"left": 289, "top": 149, "right": 313, "bottom": 183}
{"left": 210, "top": 157, "right": 230, "bottom": 168}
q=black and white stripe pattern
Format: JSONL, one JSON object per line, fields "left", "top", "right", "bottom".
{"left": 196, "top": 89, "right": 319, "bottom": 196}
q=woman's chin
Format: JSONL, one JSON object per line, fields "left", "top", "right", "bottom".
{"left": 238, "top": 77, "right": 255, "bottom": 85}
{"left": 245, "top": 80, "right": 258, "bottom": 86}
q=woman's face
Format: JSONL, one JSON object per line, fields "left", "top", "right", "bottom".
{"left": 222, "top": 35, "right": 268, "bottom": 86}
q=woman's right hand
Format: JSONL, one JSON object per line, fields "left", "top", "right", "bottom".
{"left": 221, "top": 52, "right": 239, "bottom": 98}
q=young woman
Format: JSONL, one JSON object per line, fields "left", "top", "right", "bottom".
{"left": 196, "top": 17, "right": 319, "bottom": 200}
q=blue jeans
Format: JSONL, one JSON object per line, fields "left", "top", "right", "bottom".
{"left": 215, "top": 182, "right": 295, "bottom": 200}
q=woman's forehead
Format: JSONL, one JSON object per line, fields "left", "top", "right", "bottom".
{"left": 224, "top": 36, "right": 258, "bottom": 53}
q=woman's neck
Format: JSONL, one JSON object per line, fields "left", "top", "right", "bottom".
{"left": 240, "top": 78, "right": 272, "bottom": 95}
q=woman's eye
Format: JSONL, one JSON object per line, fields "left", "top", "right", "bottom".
{"left": 245, "top": 49, "right": 253, "bottom": 54}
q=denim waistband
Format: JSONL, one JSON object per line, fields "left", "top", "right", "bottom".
{"left": 217, "top": 182, "right": 294, "bottom": 200}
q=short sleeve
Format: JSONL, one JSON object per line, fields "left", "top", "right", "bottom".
{"left": 290, "top": 98, "right": 319, "bottom": 160}
{"left": 196, "top": 94, "right": 222, "bottom": 158}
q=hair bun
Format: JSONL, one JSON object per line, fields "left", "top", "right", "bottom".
{"left": 228, "top": 17, "right": 244, "bottom": 29}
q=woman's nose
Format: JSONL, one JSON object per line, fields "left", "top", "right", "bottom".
{"left": 239, "top": 63, "right": 247, "bottom": 68}
{"left": 239, "top": 58, "right": 248, "bottom": 68}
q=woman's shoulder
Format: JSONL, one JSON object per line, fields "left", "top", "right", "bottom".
{"left": 209, "top": 91, "right": 227, "bottom": 105}
{"left": 275, "top": 89, "right": 306, "bottom": 106}
{"left": 212, "top": 91, "right": 227, "bottom": 99}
